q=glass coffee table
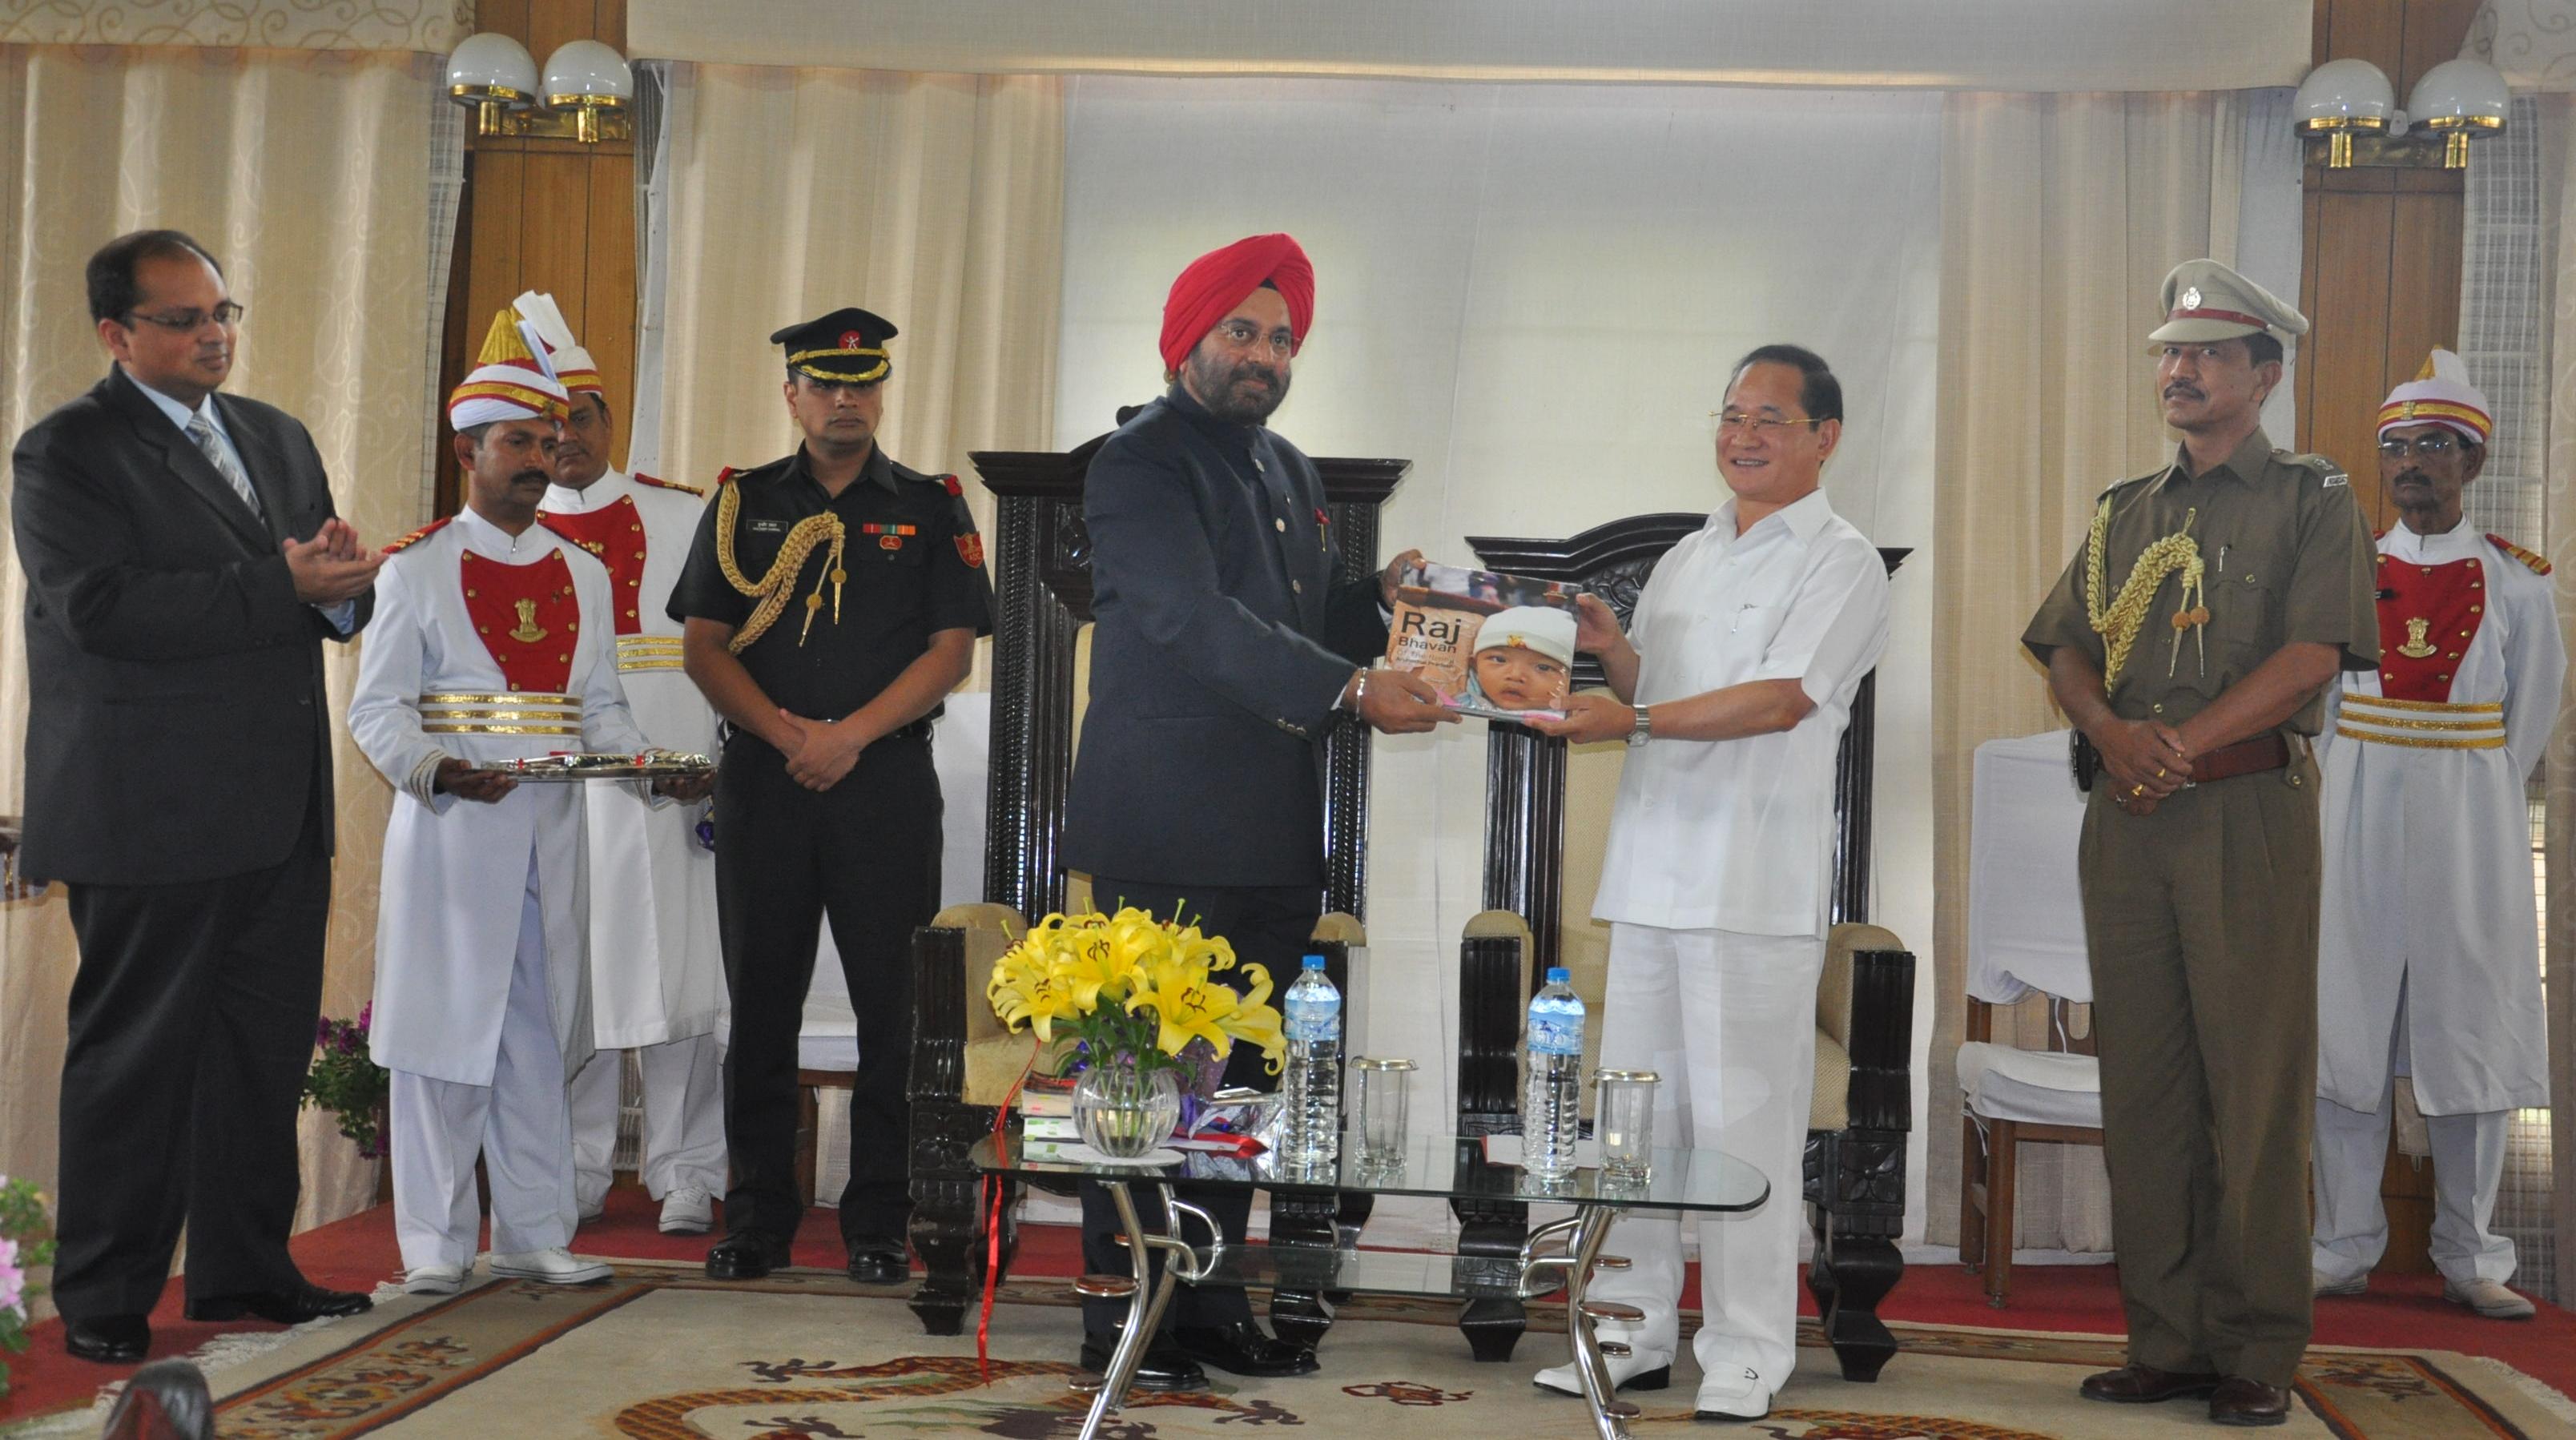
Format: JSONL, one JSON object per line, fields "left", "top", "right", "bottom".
{"left": 972, "top": 1132, "right": 1769, "bottom": 1440}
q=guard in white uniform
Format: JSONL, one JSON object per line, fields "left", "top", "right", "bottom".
{"left": 2312, "top": 352, "right": 2559, "bottom": 1321}
{"left": 1528, "top": 346, "right": 1890, "bottom": 1422}
{"left": 517, "top": 293, "right": 728, "bottom": 1236}
{"left": 356, "top": 313, "right": 696, "bottom": 1293}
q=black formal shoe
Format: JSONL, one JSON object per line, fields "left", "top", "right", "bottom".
{"left": 63, "top": 1313, "right": 151, "bottom": 1364}
{"left": 1174, "top": 1320, "right": 1320, "bottom": 1378}
{"left": 2079, "top": 1362, "right": 2224, "bottom": 1404}
{"left": 846, "top": 1242, "right": 909, "bottom": 1285}
{"left": 2209, "top": 1376, "right": 2292, "bottom": 1427}
{"left": 704, "top": 1232, "right": 792, "bottom": 1281}
{"left": 1078, "top": 1334, "right": 1209, "bottom": 1393}
{"left": 184, "top": 1283, "right": 373, "bottom": 1325}
{"left": 102, "top": 1358, "right": 214, "bottom": 1439}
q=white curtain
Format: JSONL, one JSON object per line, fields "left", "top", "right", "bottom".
{"left": 646, "top": 64, "right": 1062, "bottom": 528}
{"left": 1057, "top": 74, "right": 1943, "bottom": 1245}
{"left": 0, "top": 44, "right": 449, "bottom": 1281}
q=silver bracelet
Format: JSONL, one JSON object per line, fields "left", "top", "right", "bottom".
{"left": 1350, "top": 668, "right": 1370, "bottom": 710}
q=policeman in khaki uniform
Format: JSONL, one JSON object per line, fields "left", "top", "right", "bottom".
{"left": 2023, "top": 260, "right": 2378, "bottom": 1428}
{"left": 670, "top": 308, "right": 992, "bottom": 1287}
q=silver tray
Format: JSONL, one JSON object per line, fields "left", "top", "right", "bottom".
{"left": 493, "top": 754, "right": 714, "bottom": 782}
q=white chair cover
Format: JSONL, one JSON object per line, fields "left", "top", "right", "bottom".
{"left": 1962, "top": 730, "right": 2100, "bottom": 1128}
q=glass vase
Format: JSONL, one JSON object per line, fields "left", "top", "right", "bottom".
{"left": 1073, "top": 1061, "right": 1183, "bottom": 1160}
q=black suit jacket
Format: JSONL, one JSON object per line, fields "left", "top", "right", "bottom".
{"left": 13, "top": 367, "right": 372, "bottom": 885}
{"left": 1061, "top": 387, "right": 1386, "bottom": 889}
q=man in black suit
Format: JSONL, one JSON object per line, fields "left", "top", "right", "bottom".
{"left": 1060, "top": 233, "right": 1451, "bottom": 1389}
{"left": 14, "top": 231, "right": 384, "bottom": 1362}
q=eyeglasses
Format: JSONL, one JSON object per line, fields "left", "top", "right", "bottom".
{"left": 1212, "top": 319, "right": 1295, "bottom": 356}
{"left": 2379, "top": 432, "right": 2466, "bottom": 460}
{"left": 1710, "top": 410, "right": 1824, "bottom": 436}
{"left": 126, "top": 302, "right": 245, "bottom": 332}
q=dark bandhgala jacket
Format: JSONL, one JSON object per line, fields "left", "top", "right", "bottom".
{"left": 1061, "top": 385, "right": 1387, "bottom": 890}
{"left": 14, "top": 366, "right": 370, "bottom": 885}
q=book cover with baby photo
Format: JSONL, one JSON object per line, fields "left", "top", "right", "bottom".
{"left": 1383, "top": 560, "right": 1579, "bottom": 721}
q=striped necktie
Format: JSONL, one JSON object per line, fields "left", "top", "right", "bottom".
{"left": 186, "top": 411, "right": 264, "bottom": 521}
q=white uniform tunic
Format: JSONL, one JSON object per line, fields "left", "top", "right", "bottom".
{"left": 353, "top": 508, "right": 652, "bottom": 1087}
{"left": 538, "top": 469, "right": 724, "bottom": 1048}
{"left": 2316, "top": 524, "right": 2560, "bottom": 1117}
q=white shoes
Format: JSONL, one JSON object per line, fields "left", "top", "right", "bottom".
{"left": 1531, "top": 1347, "right": 1673, "bottom": 1397}
{"left": 489, "top": 1248, "right": 614, "bottom": 1285}
{"left": 1693, "top": 1365, "right": 1773, "bottom": 1422}
{"left": 403, "top": 1263, "right": 465, "bottom": 1295}
{"left": 2444, "top": 1277, "right": 2535, "bottom": 1320}
{"left": 658, "top": 1187, "right": 715, "bottom": 1236}
{"left": 2312, "top": 1269, "right": 2368, "bottom": 1297}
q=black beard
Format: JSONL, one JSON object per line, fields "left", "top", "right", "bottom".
{"left": 1187, "top": 352, "right": 1290, "bottom": 424}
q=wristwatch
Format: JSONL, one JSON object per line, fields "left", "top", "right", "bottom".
{"left": 1627, "top": 704, "right": 1652, "bottom": 748}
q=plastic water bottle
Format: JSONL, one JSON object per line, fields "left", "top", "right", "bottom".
{"left": 1281, "top": 955, "right": 1342, "bottom": 1168}
{"left": 1523, "top": 967, "right": 1585, "bottom": 1179}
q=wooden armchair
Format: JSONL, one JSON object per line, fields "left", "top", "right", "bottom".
{"left": 1452, "top": 515, "right": 1917, "bottom": 1382}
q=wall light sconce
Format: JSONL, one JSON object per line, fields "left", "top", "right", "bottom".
{"left": 2293, "top": 58, "right": 2393, "bottom": 168}
{"left": 447, "top": 34, "right": 634, "bottom": 144}
{"left": 2407, "top": 58, "right": 2508, "bottom": 170}
{"left": 2293, "top": 56, "right": 2510, "bottom": 171}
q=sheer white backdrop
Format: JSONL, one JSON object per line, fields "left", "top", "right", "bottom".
{"left": 1054, "top": 76, "right": 1942, "bottom": 1245}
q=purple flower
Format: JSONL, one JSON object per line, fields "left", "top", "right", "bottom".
{"left": 356, "top": 1004, "right": 372, "bottom": 1032}
{"left": 316, "top": 1017, "right": 332, "bottom": 1045}
{"left": 338, "top": 1028, "right": 361, "bottom": 1055}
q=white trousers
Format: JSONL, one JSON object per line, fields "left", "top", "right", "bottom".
{"left": 568, "top": 1033, "right": 727, "bottom": 1205}
{"left": 1576, "top": 923, "right": 1825, "bottom": 1394}
{"left": 2312, "top": 1077, "right": 2514, "bottom": 1286}
{"left": 389, "top": 872, "right": 577, "bottom": 1271}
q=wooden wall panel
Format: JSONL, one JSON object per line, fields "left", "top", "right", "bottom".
{"left": 2300, "top": 189, "right": 2398, "bottom": 526}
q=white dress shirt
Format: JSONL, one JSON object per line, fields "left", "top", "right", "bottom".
{"left": 131, "top": 371, "right": 356, "bottom": 634}
{"left": 1592, "top": 489, "right": 1890, "bottom": 937}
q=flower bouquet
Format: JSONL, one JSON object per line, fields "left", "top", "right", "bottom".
{"left": 304, "top": 1006, "right": 392, "bottom": 1160}
{"left": 0, "top": 1176, "right": 56, "bottom": 1398}
{"left": 987, "top": 907, "right": 1286, "bottom": 1158}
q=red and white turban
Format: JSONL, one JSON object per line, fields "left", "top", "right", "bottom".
{"left": 2377, "top": 349, "right": 2491, "bottom": 444}
{"left": 1159, "top": 233, "right": 1314, "bottom": 375}
{"left": 449, "top": 309, "right": 569, "bottom": 430}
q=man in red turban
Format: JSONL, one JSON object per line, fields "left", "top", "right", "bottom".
{"left": 1158, "top": 231, "right": 1316, "bottom": 381}
{"left": 1060, "top": 236, "right": 1451, "bottom": 1393}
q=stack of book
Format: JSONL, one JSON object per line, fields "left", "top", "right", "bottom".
{"left": 1016, "top": 1072, "right": 1083, "bottom": 1159}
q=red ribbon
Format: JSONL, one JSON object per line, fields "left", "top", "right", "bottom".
{"left": 977, "top": 1040, "right": 1041, "bottom": 1380}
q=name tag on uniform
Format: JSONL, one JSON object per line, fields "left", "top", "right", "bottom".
{"left": 748, "top": 519, "right": 787, "bottom": 533}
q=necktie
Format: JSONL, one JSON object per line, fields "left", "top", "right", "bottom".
{"left": 187, "top": 411, "right": 264, "bottom": 521}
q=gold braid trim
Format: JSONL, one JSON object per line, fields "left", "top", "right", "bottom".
{"left": 2085, "top": 495, "right": 2208, "bottom": 682}
{"left": 714, "top": 481, "right": 847, "bottom": 653}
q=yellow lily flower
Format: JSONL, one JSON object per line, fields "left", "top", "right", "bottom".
{"left": 988, "top": 946, "right": 1081, "bottom": 1042}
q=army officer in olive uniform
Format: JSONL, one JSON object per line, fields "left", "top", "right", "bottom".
{"left": 672, "top": 308, "right": 993, "bottom": 1285}
{"left": 2022, "top": 260, "right": 2377, "bottom": 1428}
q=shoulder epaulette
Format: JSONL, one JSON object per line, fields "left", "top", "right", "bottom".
{"left": 2278, "top": 451, "right": 2350, "bottom": 489}
{"left": 2488, "top": 533, "right": 2551, "bottom": 575}
{"left": 715, "top": 466, "right": 738, "bottom": 487}
{"left": 382, "top": 515, "right": 452, "bottom": 554}
{"left": 633, "top": 471, "right": 706, "bottom": 498}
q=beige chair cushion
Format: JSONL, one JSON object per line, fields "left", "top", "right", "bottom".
{"left": 1810, "top": 1029, "right": 1852, "bottom": 1131}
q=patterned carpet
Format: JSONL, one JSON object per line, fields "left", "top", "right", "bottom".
{"left": 10, "top": 1262, "right": 2569, "bottom": 1438}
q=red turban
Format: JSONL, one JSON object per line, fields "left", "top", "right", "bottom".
{"left": 1159, "top": 233, "right": 1314, "bottom": 375}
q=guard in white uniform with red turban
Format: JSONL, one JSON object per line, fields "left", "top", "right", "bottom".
{"left": 517, "top": 292, "right": 729, "bottom": 1237}
{"left": 2312, "top": 350, "right": 2561, "bottom": 1321}
{"left": 356, "top": 312, "right": 697, "bottom": 1293}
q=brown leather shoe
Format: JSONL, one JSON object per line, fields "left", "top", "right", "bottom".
{"left": 2208, "top": 1376, "right": 2292, "bottom": 1427}
{"left": 2079, "top": 1363, "right": 2223, "bottom": 1404}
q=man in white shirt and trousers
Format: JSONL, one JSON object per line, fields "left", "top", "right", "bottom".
{"left": 2311, "top": 351, "right": 2560, "bottom": 1321}
{"left": 355, "top": 313, "right": 708, "bottom": 1293}
{"left": 517, "top": 292, "right": 730, "bottom": 1236}
{"left": 1529, "top": 344, "right": 1891, "bottom": 1422}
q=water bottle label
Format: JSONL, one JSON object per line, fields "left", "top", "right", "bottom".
{"left": 1528, "top": 1011, "right": 1582, "bottom": 1056}
{"left": 1286, "top": 993, "right": 1341, "bottom": 1042}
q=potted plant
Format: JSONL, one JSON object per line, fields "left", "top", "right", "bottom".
{"left": 304, "top": 1006, "right": 391, "bottom": 1162}
{"left": 0, "top": 1176, "right": 55, "bottom": 1398}
{"left": 987, "top": 907, "right": 1286, "bottom": 1157}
